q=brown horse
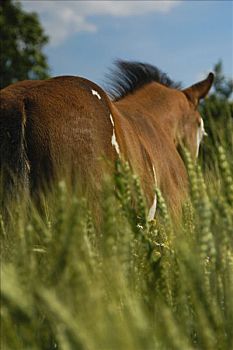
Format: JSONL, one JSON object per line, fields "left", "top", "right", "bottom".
{"left": 0, "top": 60, "right": 213, "bottom": 218}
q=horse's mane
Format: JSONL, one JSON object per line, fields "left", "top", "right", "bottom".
{"left": 106, "top": 60, "right": 180, "bottom": 101}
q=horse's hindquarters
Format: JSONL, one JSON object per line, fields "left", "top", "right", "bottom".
{"left": 22, "top": 78, "right": 117, "bottom": 199}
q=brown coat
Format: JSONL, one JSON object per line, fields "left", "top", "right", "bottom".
{"left": 0, "top": 61, "right": 213, "bottom": 217}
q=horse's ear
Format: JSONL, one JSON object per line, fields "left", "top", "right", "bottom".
{"left": 183, "top": 73, "right": 214, "bottom": 107}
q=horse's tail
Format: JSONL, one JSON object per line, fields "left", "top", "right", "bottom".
{"left": 0, "top": 96, "right": 30, "bottom": 210}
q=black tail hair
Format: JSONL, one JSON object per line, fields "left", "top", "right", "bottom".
{"left": 0, "top": 98, "right": 29, "bottom": 211}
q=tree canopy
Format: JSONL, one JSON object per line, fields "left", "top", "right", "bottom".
{"left": 0, "top": 0, "right": 50, "bottom": 89}
{"left": 211, "top": 60, "right": 233, "bottom": 100}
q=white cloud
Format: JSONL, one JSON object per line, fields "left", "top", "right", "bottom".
{"left": 22, "top": 0, "right": 181, "bottom": 46}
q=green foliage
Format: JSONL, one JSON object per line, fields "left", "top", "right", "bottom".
{"left": 211, "top": 61, "right": 233, "bottom": 101}
{"left": 0, "top": 0, "right": 50, "bottom": 89}
{"left": 199, "top": 62, "right": 233, "bottom": 172}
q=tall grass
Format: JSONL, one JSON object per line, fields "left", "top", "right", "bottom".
{"left": 1, "top": 108, "right": 233, "bottom": 350}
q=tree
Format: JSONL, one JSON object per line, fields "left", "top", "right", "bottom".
{"left": 200, "top": 61, "right": 233, "bottom": 119}
{"left": 0, "top": 0, "right": 50, "bottom": 89}
{"left": 199, "top": 61, "right": 233, "bottom": 171}
{"left": 211, "top": 60, "right": 233, "bottom": 100}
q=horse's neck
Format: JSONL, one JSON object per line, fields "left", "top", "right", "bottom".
{"left": 114, "top": 84, "right": 179, "bottom": 143}
{"left": 112, "top": 86, "right": 188, "bottom": 217}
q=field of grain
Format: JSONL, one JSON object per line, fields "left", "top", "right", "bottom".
{"left": 1, "top": 101, "right": 233, "bottom": 350}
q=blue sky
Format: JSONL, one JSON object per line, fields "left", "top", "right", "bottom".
{"left": 22, "top": 0, "right": 232, "bottom": 88}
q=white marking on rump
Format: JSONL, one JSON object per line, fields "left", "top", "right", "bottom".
{"left": 148, "top": 165, "right": 158, "bottom": 221}
{"left": 111, "top": 131, "right": 120, "bottom": 155}
{"left": 196, "top": 118, "right": 207, "bottom": 157}
{"left": 109, "top": 114, "right": 120, "bottom": 155}
{"left": 148, "top": 193, "right": 157, "bottom": 221}
{"left": 109, "top": 114, "right": 114, "bottom": 126}
{"left": 91, "top": 89, "right": 101, "bottom": 100}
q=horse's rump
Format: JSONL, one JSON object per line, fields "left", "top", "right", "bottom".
{"left": 1, "top": 77, "right": 117, "bottom": 205}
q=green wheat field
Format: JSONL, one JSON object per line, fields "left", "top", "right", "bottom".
{"left": 1, "top": 99, "right": 233, "bottom": 350}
